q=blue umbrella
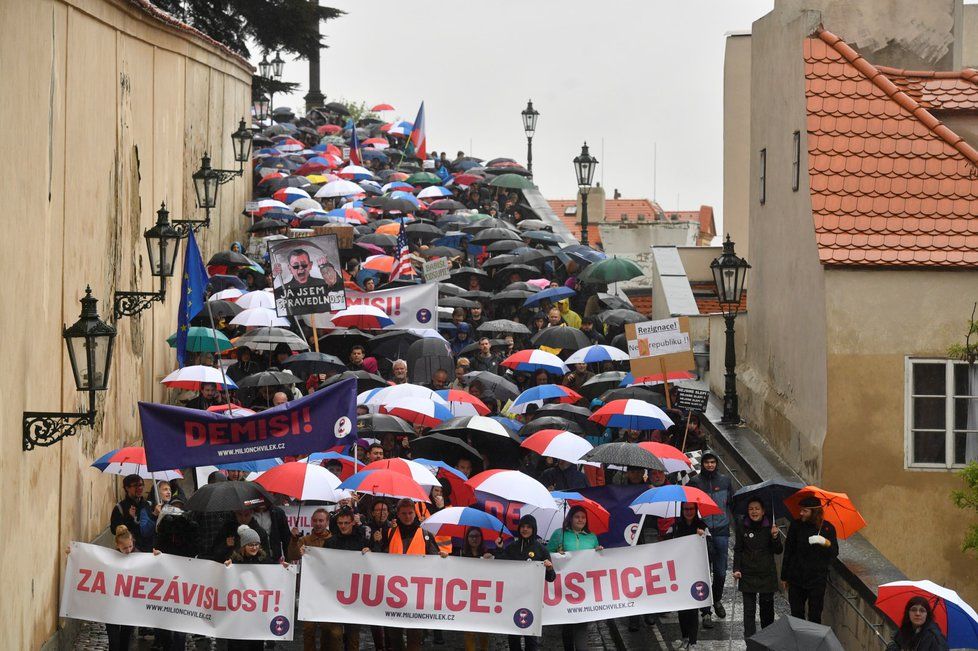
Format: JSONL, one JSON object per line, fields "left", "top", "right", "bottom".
{"left": 523, "top": 286, "right": 576, "bottom": 307}
{"left": 489, "top": 415, "right": 523, "bottom": 433}
{"left": 216, "top": 458, "right": 283, "bottom": 473}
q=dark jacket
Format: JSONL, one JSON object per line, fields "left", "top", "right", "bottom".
{"left": 495, "top": 515, "right": 555, "bottom": 582}
{"left": 732, "top": 517, "right": 783, "bottom": 594}
{"left": 688, "top": 469, "right": 733, "bottom": 533}
{"left": 212, "top": 518, "right": 271, "bottom": 563}
{"left": 672, "top": 515, "right": 708, "bottom": 540}
{"left": 470, "top": 352, "right": 501, "bottom": 375}
{"left": 325, "top": 529, "right": 370, "bottom": 552}
{"left": 780, "top": 517, "right": 838, "bottom": 589}
{"left": 110, "top": 497, "right": 156, "bottom": 552}
{"left": 256, "top": 506, "right": 291, "bottom": 561}
{"left": 155, "top": 509, "right": 200, "bottom": 558}
{"left": 539, "top": 464, "right": 589, "bottom": 491}
{"left": 886, "top": 621, "right": 949, "bottom": 651}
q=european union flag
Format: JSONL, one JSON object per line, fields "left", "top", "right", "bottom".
{"left": 175, "top": 230, "right": 209, "bottom": 367}
{"left": 435, "top": 164, "right": 452, "bottom": 184}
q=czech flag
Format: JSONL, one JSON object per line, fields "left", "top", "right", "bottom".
{"left": 407, "top": 102, "right": 426, "bottom": 160}
{"left": 350, "top": 126, "right": 363, "bottom": 166}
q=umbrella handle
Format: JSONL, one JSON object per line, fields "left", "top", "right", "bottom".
{"left": 204, "top": 300, "right": 234, "bottom": 408}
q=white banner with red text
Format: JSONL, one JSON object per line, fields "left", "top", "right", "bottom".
{"left": 60, "top": 542, "right": 297, "bottom": 641}
{"left": 304, "top": 284, "right": 439, "bottom": 330}
{"left": 543, "top": 535, "right": 712, "bottom": 624}
{"left": 298, "top": 548, "right": 544, "bottom": 635}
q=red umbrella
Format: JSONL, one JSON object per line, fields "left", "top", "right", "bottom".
{"left": 371, "top": 103, "right": 395, "bottom": 111}
{"left": 317, "top": 124, "right": 343, "bottom": 135}
{"left": 637, "top": 442, "right": 692, "bottom": 473}
{"left": 339, "top": 469, "right": 430, "bottom": 502}
{"left": 520, "top": 429, "right": 593, "bottom": 464}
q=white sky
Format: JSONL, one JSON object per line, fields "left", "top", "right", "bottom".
{"left": 268, "top": 1, "right": 778, "bottom": 232}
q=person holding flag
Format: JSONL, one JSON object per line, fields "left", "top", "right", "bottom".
{"left": 175, "top": 230, "right": 209, "bottom": 367}
{"left": 349, "top": 121, "right": 363, "bottom": 166}
{"left": 405, "top": 102, "right": 426, "bottom": 160}
{"left": 389, "top": 219, "right": 414, "bottom": 280}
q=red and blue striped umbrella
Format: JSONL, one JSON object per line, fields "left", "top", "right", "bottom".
{"left": 500, "top": 349, "right": 569, "bottom": 376}
{"left": 330, "top": 305, "right": 394, "bottom": 330}
{"left": 339, "top": 469, "right": 430, "bottom": 502}
{"left": 511, "top": 384, "right": 582, "bottom": 414}
{"left": 466, "top": 470, "right": 556, "bottom": 509}
{"left": 382, "top": 398, "right": 454, "bottom": 428}
{"left": 629, "top": 484, "right": 722, "bottom": 518}
{"left": 877, "top": 581, "right": 978, "bottom": 649}
{"left": 589, "top": 399, "right": 674, "bottom": 430}
{"left": 566, "top": 344, "right": 630, "bottom": 365}
{"left": 436, "top": 389, "right": 490, "bottom": 416}
{"left": 91, "top": 447, "right": 182, "bottom": 481}
{"left": 520, "top": 429, "right": 593, "bottom": 464}
{"left": 420, "top": 507, "right": 512, "bottom": 541}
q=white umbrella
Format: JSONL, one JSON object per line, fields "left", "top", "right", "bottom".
{"left": 315, "top": 179, "right": 363, "bottom": 198}
{"left": 209, "top": 288, "right": 244, "bottom": 302}
{"left": 235, "top": 327, "right": 309, "bottom": 352}
{"left": 466, "top": 470, "right": 557, "bottom": 509}
{"left": 236, "top": 290, "right": 276, "bottom": 310}
{"left": 254, "top": 462, "right": 345, "bottom": 502}
{"left": 161, "top": 365, "right": 237, "bottom": 390}
{"left": 367, "top": 383, "right": 449, "bottom": 409}
{"left": 230, "top": 307, "right": 291, "bottom": 328}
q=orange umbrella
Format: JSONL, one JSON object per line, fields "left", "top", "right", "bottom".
{"left": 363, "top": 255, "right": 396, "bottom": 274}
{"left": 375, "top": 222, "right": 402, "bottom": 236}
{"left": 784, "top": 485, "right": 866, "bottom": 538}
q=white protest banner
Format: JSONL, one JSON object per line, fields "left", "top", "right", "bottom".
{"left": 299, "top": 548, "right": 545, "bottom": 635}
{"left": 543, "top": 535, "right": 711, "bottom": 624}
{"left": 344, "top": 284, "right": 438, "bottom": 329}
{"left": 627, "top": 318, "right": 691, "bottom": 359}
{"left": 422, "top": 258, "right": 451, "bottom": 283}
{"left": 61, "top": 542, "right": 297, "bottom": 641}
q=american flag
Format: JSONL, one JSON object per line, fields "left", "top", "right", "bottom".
{"left": 390, "top": 219, "right": 413, "bottom": 279}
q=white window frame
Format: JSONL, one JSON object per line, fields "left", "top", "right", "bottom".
{"left": 904, "top": 357, "right": 978, "bottom": 470}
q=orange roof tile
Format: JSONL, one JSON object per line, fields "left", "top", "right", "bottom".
{"left": 623, "top": 293, "right": 654, "bottom": 317}
{"left": 805, "top": 29, "right": 978, "bottom": 268}
{"left": 879, "top": 67, "right": 978, "bottom": 111}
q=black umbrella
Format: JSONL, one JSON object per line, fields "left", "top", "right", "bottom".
{"left": 732, "top": 479, "right": 806, "bottom": 520}
{"left": 579, "top": 371, "right": 629, "bottom": 399}
{"left": 486, "top": 239, "right": 523, "bottom": 253}
{"left": 420, "top": 246, "right": 464, "bottom": 259}
{"left": 440, "top": 296, "right": 481, "bottom": 309}
{"left": 462, "top": 371, "right": 519, "bottom": 400}
{"left": 470, "top": 228, "right": 522, "bottom": 245}
{"left": 323, "top": 101, "right": 351, "bottom": 116}
{"left": 207, "top": 274, "right": 247, "bottom": 292}
{"left": 597, "top": 293, "right": 635, "bottom": 311}
{"left": 207, "top": 251, "right": 251, "bottom": 268}
{"left": 522, "top": 230, "right": 564, "bottom": 245}
{"left": 237, "top": 370, "right": 301, "bottom": 388}
{"left": 379, "top": 197, "right": 419, "bottom": 214}
{"left": 430, "top": 417, "right": 521, "bottom": 464}
{"left": 358, "top": 413, "right": 414, "bottom": 435}
{"left": 367, "top": 330, "right": 423, "bottom": 361}
{"left": 317, "top": 328, "right": 374, "bottom": 352}
{"left": 247, "top": 218, "right": 286, "bottom": 234}
{"left": 597, "top": 309, "right": 647, "bottom": 328}
{"left": 449, "top": 267, "right": 488, "bottom": 288}
{"left": 746, "top": 616, "right": 844, "bottom": 651}
{"left": 482, "top": 254, "right": 520, "bottom": 270}
{"left": 190, "top": 299, "right": 242, "bottom": 325}
{"left": 460, "top": 290, "right": 492, "bottom": 301}
{"left": 428, "top": 199, "right": 467, "bottom": 212}
{"left": 503, "top": 281, "right": 541, "bottom": 293}
{"left": 458, "top": 339, "right": 507, "bottom": 356}
{"left": 582, "top": 442, "right": 666, "bottom": 471}
{"left": 407, "top": 338, "right": 454, "bottom": 384}
{"left": 461, "top": 218, "right": 513, "bottom": 233}
{"left": 495, "top": 265, "right": 539, "bottom": 284}
{"left": 406, "top": 223, "right": 444, "bottom": 242}
{"left": 478, "top": 319, "right": 530, "bottom": 335}
{"left": 410, "top": 433, "right": 483, "bottom": 466}
{"left": 519, "top": 417, "right": 584, "bottom": 437}
{"left": 534, "top": 404, "right": 593, "bottom": 425}
{"left": 532, "top": 327, "right": 591, "bottom": 350}
{"left": 438, "top": 283, "right": 465, "bottom": 297}
{"left": 516, "top": 219, "right": 550, "bottom": 232}
{"left": 598, "top": 387, "right": 667, "bottom": 407}
{"left": 358, "top": 233, "right": 398, "bottom": 248}
{"left": 280, "top": 352, "right": 347, "bottom": 379}
{"left": 513, "top": 250, "right": 557, "bottom": 266}
{"left": 186, "top": 481, "right": 274, "bottom": 512}
{"left": 321, "top": 370, "right": 387, "bottom": 391}
{"left": 493, "top": 289, "right": 535, "bottom": 302}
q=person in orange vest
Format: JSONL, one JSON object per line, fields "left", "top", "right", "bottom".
{"left": 382, "top": 499, "right": 446, "bottom": 651}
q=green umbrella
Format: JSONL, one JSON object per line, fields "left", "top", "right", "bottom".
{"left": 405, "top": 172, "right": 442, "bottom": 186}
{"left": 579, "top": 256, "right": 644, "bottom": 284}
{"left": 166, "top": 327, "right": 234, "bottom": 352}
{"left": 488, "top": 173, "right": 535, "bottom": 190}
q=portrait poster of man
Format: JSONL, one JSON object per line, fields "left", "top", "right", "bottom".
{"left": 269, "top": 234, "right": 346, "bottom": 316}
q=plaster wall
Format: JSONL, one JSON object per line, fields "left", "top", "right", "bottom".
{"left": 823, "top": 269, "right": 978, "bottom": 607}
{"left": 722, "top": 34, "right": 751, "bottom": 255}
{"left": 0, "top": 1, "right": 251, "bottom": 647}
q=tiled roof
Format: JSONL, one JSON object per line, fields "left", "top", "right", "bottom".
{"left": 690, "top": 281, "right": 748, "bottom": 314}
{"left": 880, "top": 67, "right": 978, "bottom": 111}
{"left": 698, "top": 205, "right": 717, "bottom": 240}
{"left": 805, "top": 29, "right": 978, "bottom": 267}
{"left": 606, "top": 200, "right": 665, "bottom": 222}
{"left": 547, "top": 198, "right": 715, "bottom": 248}
{"left": 622, "top": 292, "right": 654, "bottom": 317}
{"left": 547, "top": 199, "right": 602, "bottom": 247}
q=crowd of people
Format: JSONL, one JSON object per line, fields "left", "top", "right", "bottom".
{"left": 95, "top": 102, "right": 950, "bottom": 651}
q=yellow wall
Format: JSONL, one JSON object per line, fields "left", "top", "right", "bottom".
{"left": 0, "top": 1, "right": 251, "bottom": 647}
{"left": 823, "top": 269, "right": 978, "bottom": 606}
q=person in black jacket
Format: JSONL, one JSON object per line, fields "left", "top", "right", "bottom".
{"left": 109, "top": 474, "right": 158, "bottom": 552}
{"left": 732, "top": 499, "right": 783, "bottom": 638}
{"left": 780, "top": 496, "right": 838, "bottom": 623}
{"left": 495, "top": 515, "right": 555, "bottom": 651}
{"left": 671, "top": 503, "right": 709, "bottom": 649}
{"left": 212, "top": 510, "right": 271, "bottom": 563}
{"left": 322, "top": 507, "right": 370, "bottom": 650}
{"left": 885, "top": 596, "right": 949, "bottom": 651}
{"left": 253, "top": 502, "right": 291, "bottom": 562}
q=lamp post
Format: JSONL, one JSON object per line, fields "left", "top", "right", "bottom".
{"left": 253, "top": 94, "right": 270, "bottom": 124}
{"left": 23, "top": 287, "right": 117, "bottom": 450}
{"left": 710, "top": 235, "right": 750, "bottom": 425}
{"left": 258, "top": 54, "right": 272, "bottom": 79}
{"left": 113, "top": 202, "right": 182, "bottom": 318}
{"left": 173, "top": 120, "right": 252, "bottom": 235}
{"left": 521, "top": 99, "right": 539, "bottom": 176}
{"left": 271, "top": 51, "right": 285, "bottom": 80}
{"left": 573, "top": 142, "right": 598, "bottom": 247}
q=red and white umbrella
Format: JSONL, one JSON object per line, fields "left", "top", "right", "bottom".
{"left": 91, "top": 447, "right": 182, "bottom": 481}
{"left": 253, "top": 199, "right": 291, "bottom": 215}
{"left": 382, "top": 398, "right": 454, "bottom": 428}
{"left": 272, "top": 187, "right": 312, "bottom": 204}
{"left": 371, "top": 103, "right": 395, "bottom": 112}
{"left": 637, "top": 442, "right": 693, "bottom": 474}
{"left": 254, "top": 461, "right": 345, "bottom": 502}
{"left": 339, "top": 469, "right": 430, "bottom": 502}
{"left": 436, "top": 389, "right": 490, "bottom": 416}
{"left": 235, "top": 290, "right": 276, "bottom": 310}
{"left": 209, "top": 288, "right": 244, "bottom": 302}
{"left": 520, "top": 429, "right": 593, "bottom": 464}
{"left": 466, "top": 470, "right": 557, "bottom": 509}
{"left": 363, "top": 458, "right": 439, "bottom": 488}
{"left": 565, "top": 344, "right": 630, "bottom": 365}
{"left": 521, "top": 492, "right": 611, "bottom": 540}
{"left": 501, "top": 349, "right": 569, "bottom": 376}
{"left": 315, "top": 179, "right": 364, "bottom": 199}
{"left": 330, "top": 305, "right": 394, "bottom": 330}
{"left": 230, "top": 307, "right": 291, "bottom": 328}
{"left": 590, "top": 399, "right": 675, "bottom": 431}
{"left": 337, "top": 165, "right": 374, "bottom": 181}
{"left": 161, "top": 365, "right": 237, "bottom": 391}
{"left": 367, "top": 384, "right": 447, "bottom": 409}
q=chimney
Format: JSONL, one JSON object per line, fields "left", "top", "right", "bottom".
{"left": 613, "top": 188, "right": 622, "bottom": 199}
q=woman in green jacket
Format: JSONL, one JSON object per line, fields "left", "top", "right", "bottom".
{"left": 548, "top": 506, "right": 604, "bottom": 650}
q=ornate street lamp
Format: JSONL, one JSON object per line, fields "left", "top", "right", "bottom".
{"left": 521, "top": 99, "right": 539, "bottom": 176}
{"left": 573, "top": 142, "right": 598, "bottom": 247}
{"left": 23, "top": 287, "right": 117, "bottom": 450}
{"left": 252, "top": 94, "right": 270, "bottom": 123}
{"left": 271, "top": 51, "right": 285, "bottom": 80}
{"left": 114, "top": 202, "right": 182, "bottom": 319}
{"left": 710, "top": 235, "right": 751, "bottom": 425}
{"left": 258, "top": 54, "right": 272, "bottom": 79}
{"left": 231, "top": 118, "right": 254, "bottom": 167}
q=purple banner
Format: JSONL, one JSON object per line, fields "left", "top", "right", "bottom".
{"left": 139, "top": 378, "right": 357, "bottom": 471}
{"left": 577, "top": 484, "right": 646, "bottom": 548}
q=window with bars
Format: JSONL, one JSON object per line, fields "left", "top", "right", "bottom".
{"left": 906, "top": 359, "right": 978, "bottom": 469}
{"left": 792, "top": 131, "right": 800, "bottom": 192}
{"left": 759, "top": 148, "right": 767, "bottom": 204}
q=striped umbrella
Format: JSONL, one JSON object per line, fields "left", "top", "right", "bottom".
{"left": 339, "top": 469, "right": 430, "bottom": 502}
{"left": 500, "top": 349, "right": 569, "bottom": 376}
{"left": 520, "top": 429, "right": 593, "bottom": 464}
{"left": 382, "top": 398, "right": 454, "bottom": 428}
{"left": 566, "top": 344, "right": 630, "bottom": 365}
{"left": 511, "top": 384, "right": 582, "bottom": 414}
{"left": 91, "top": 447, "right": 182, "bottom": 481}
{"left": 630, "top": 485, "right": 722, "bottom": 518}
{"left": 589, "top": 399, "right": 675, "bottom": 431}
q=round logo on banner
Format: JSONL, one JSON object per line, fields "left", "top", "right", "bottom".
{"left": 416, "top": 308, "right": 432, "bottom": 323}
{"left": 623, "top": 523, "right": 640, "bottom": 545}
{"left": 270, "top": 615, "right": 291, "bottom": 636}
{"left": 334, "top": 416, "right": 353, "bottom": 438}
{"left": 513, "top": 608, "right": 534, "bottom": 629}
{"left": 690, "top": 581, "right": 711, "bottom": 602}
